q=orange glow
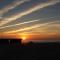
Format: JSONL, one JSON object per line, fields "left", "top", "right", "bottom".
{"left": 18, "top": 33, "right": 29, "bottom": 41}
{"left": 0, "top": 33, "right": 60, "bottom": 41}
{"left": 21, "top": 36, "right": 27, "bottom": 40}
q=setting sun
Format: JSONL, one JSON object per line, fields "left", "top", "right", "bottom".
{"left": 21, "top": 36, "right": 27, "bottom": 40}
{"left": 18, "top": 33, "right": 29, "bottom": 41}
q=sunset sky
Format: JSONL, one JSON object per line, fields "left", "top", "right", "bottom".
{"left": 0, "top": 0, "right": 60, "bottom": 41}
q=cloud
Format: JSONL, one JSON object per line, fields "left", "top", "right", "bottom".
{"left": 0, "top": 16, "right": 56, "bottom": 29}
{"left": 0, "top": 0, "right": 60, "bottom": 26}
{"left": 0, "top": 0, "right": 29, "bottom": 17}
{"left": 0, "top": 19, "right": 39, "bottom": 29}
{"left": 4, "top": 21, "right": 60, "bottom": 33}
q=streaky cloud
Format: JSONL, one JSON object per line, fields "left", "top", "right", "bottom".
{"left": 0, "top": 0, "right": 29, "bottom": 17}
{"left": 0, "top": 16, "right": 57, "bottom": 29}
{"left": 4, "top": 21, "right": 60, "bottom": 33}
{"left": 0, "top": 0, "right": 59, "bottom": 26}
{"left": 0, "top": 19, "right": 39, "bottom": 29}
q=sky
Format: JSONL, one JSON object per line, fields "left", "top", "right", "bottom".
{"left": 0, "top": 0, "right": 60, "bottom": 41}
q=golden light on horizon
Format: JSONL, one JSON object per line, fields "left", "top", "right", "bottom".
{"left": 21, "top": 36, "right": 27, "bottom": 41}
{"left": 18, "top": 33, "right": 29, "bottom": 41}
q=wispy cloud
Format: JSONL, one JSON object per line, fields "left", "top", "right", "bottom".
{"left": 0, "top": 0, "right": 29, "bottom": 17}
{"left": 4, "top": 21, "right": 60, "bottom": 33}
{"left": 0, "top": 19, "right": 39, "bottom": 29}
{"left": 0, "top": 16, "right": 57, "bottom": 29}
{"left": 0, "top": 0, "right": 60, "bottom": 26}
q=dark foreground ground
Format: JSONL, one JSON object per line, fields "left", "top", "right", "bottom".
{"left": 0, "top": 39, "right": 60, "bottom": 60}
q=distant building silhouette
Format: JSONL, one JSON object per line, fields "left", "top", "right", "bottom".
{"left": 0, "top": 39, "right": 22, "bottom": 45}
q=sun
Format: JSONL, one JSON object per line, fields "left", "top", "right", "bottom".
{"left": 18, "top": 33, "right": 29, "bottom": 41}
{"left": 21, "top": 36, "right": 27, "bottom": 40}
